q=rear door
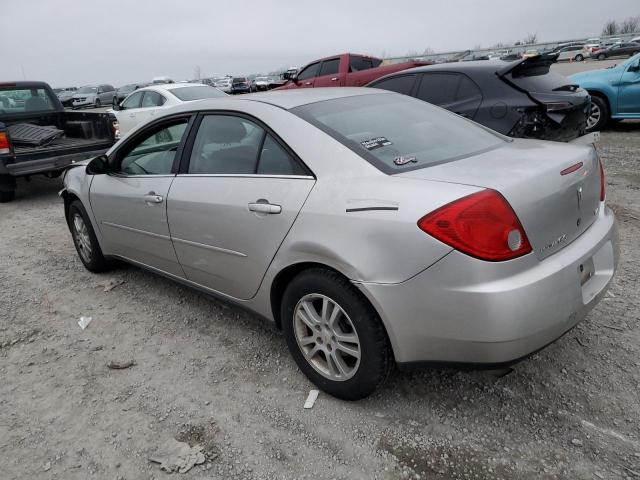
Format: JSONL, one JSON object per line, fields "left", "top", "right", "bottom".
{"left": 89, "top": 117, "right": 191, "bottom": 276}
{"left": 314, "top": 58, "right": 343, "bottom": 87}
{"left": 416, "top": 73, "right": 483, "bottom": 119}
{"left": 137, "top": 90, "right": 167, "bottom": 126}
{"left": 167, "top": 113, "right": 315, "bottom": 299}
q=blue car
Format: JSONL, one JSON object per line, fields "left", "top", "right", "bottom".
{"left": 570, "top": 53, "right": 640, "bottom": 132}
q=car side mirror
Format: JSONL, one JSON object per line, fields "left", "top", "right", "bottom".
{"left": 86, "top": 154, "right": 109, "bottom": 175}
{"left": 628, "top": 60, "right": 640, "bottom": 72}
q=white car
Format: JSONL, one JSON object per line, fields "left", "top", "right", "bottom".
{"left": 214, "top": 78, "right": 232, "bottom": 94}
{"left": 556, "top": 45, "right": 586, "bottom": 62}
{"left": 113, "top": 83, "right": 227, "bottom": 136}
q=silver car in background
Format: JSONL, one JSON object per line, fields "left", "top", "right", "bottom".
{"left": 72, "top": 84, "right": 116, "bottom": 109}
{"left": 61, "top": 88, "right": 618, "bottom": 400}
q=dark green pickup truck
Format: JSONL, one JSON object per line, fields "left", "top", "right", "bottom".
{"left": 0, "top": 81, "right": 118, "bottom": 202}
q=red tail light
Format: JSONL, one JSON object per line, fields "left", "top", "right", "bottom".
{"left": 418, "top": 189, "right": 532, "bottom": 261}
{"left": 0, "top": 131, "right": 11, "bottom": 154}
{"left": 599, "top": 158, "right": 606, "bottom": 201}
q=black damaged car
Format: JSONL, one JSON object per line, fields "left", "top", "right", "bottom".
{"left": 367, "top": 55, "right": 589, "bottom": 142}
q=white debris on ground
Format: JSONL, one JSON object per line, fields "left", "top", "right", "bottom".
{"left": 149, "top": 438, "right": 206, "bottom": 474}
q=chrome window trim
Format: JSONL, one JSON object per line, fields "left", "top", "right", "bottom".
{"left": 108, "top": 173, "right": 176, "bottom": 179}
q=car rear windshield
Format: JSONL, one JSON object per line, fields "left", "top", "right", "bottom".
{"left": 0, "top": 86, "right": 56, "bottom": 114}
{"left": 291, "top": 93, "right": 504, "bottom": 174}
{"left": 168, "top": 86, "right": 226, "bottom": 101}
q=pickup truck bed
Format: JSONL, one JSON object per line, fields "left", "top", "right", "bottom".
{"left": 0, "top": 81, "right": 117, "bottom": 202}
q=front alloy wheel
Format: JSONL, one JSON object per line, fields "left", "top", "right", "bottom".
{"left": 72, "top": 213, "right": 93, "bottom": 264}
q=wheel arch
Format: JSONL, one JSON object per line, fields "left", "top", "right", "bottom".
{"left": 587, "top": 89, "right": 614, "bottom": 116}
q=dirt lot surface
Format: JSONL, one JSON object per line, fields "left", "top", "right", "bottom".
{"left": 1, "top": 124, "right": 639, "bottom": 480}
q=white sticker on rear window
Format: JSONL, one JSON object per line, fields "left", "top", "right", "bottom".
{"left": 360, "top": 137, "right": 392, "bottom": 150}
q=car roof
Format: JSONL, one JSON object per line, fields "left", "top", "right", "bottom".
{"left": 156, "top": 87, "right": 388, "bottom": 114}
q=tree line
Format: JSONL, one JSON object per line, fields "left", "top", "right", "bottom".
{"left": 602, "top": 15, "right": 640, "bottom": 36}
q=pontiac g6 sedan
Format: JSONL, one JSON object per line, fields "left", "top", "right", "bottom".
{"left": 61, "top": 88, "right": 618, "bottom": 400}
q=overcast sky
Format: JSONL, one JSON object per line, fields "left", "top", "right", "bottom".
{"left": 2, "top": 0, "right": 638, "bottom": 87}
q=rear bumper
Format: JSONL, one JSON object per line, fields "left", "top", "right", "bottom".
{"left": 356, "top": 206, "right": 618, "bottom": 364}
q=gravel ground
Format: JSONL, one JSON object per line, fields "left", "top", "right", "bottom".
{"left": 1, "top": 124, "right": 639, "bottom": 480}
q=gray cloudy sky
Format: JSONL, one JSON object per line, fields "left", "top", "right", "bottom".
{"left": 2, "top": 0, "right": 638, "bottom": 86}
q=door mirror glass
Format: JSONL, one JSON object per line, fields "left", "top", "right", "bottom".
{"left": 86, "top": 155, "right": 109, "bottom": 175}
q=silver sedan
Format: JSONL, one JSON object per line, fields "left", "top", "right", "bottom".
{"left": 61, "top": 88, "right": 618, "bottom": 400}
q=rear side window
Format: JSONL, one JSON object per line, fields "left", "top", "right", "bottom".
{"left": 298, "top": 63, "right": 321, "bottom": 81}
{"left": 417, "top": 73, "right": 459, "bottom": 105}
{"left": 257, "top": 135, "right": 306, "bottom": 175}
{"left": 0, "top": 87, "right": 56, "bottom": 114}
{"left": 370, "top": 75, "right": 417, "bottom": 95}
{"left": 349, "top": 55, "right": 382, "bottom": 72}
{"left": 141, "top": 91, "right": 166, "bottom": 107}
{"left": 319, "top": 58, "right": 340, "bottom": 77}
{"left": 292, "top": 93, "right": 504, "bottom": 174}
{"left": 168, "top": 86, "right": 226, "bottom": 101}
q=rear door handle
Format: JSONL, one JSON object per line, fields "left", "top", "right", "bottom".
{"left": 331, "top": 77, "right": 339, "bottom": 81}
{"left": 248, "top": 201, "right": 281, "bottom": 214}
{"left": 143, "top": 192, "right": 163, "bottom": 204}
{"left": 304, "top": 82, "right": 312, "bottom": 86}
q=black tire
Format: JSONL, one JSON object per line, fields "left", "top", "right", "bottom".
{"left": 587, "top": 95, "right": 609, "bottom": 132}
{"left": 281, "top": 268, "right": 392, "bottom": 400}
{"left": 598, "top": 53, "right": 606, "bottom": 60}
{"left": 67, "top": 200, "right": 111, "bottom": 272}
{"left": 112, "top": 97, "right": 118, "bottom": 108}
{"left": 575, "top": 54, "right": 584, "bottom": 62}
{"left": 94, "top": 98, "right": 101, "bottom": 108}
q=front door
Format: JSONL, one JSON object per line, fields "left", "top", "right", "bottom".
{"left": 618, "top": 61, "right": 640, "bottom": 115}
{"left": 90, "top": 118, "right": 191, "bottom": 276}
{"left": 314, "top": 58, "right": 343, "bottom": 87}
{"left": 294, "top": 62, "right": 320, "bottom": 88}
{"left": 167, "top": 114, "right": 315, "bottom": 299}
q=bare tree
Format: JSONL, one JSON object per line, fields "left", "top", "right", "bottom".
{"left": 193, "top": 65, "right": 202, "bottom": 80}
{"left": 620, "top": 16, "right": 640, "bottom": 34}
{"left": 602, "top": 20, "right": 619, "bottom": 36}
{"left": 523, "top": 32, "right": 538, "bottom": 45}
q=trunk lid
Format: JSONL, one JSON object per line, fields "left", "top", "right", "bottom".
{"left": 397, "top": 139, "right": 601, "bottom": 260}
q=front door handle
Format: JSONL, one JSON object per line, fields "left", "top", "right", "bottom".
{"left": 143, "top": 192, "right": 163, "bottom": 204}
{"left": 248, "top": 200, "right": 281, "bottom": 214}
{"left": 304, "top": 82, "right": 312, "bottom": 86}
{"left": 331, "top": 77, "right": 339, "bottom": 81}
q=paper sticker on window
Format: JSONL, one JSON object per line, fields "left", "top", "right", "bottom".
{"left": 361, "top": 137, "right": 392, "bottom": 151}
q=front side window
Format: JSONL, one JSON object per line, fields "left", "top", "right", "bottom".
{"left": 116, "top": 120, "right": 188, "bottom": 175}
{"left": 0, "top": 87, "right": 56, "bottom": 114}
{"left": 292, "top": 93, "right": 504, "bottom": 174}
{"left": 188, "top": 115, "right": 307, "bottom": 176}
{"left": 297, "top": 62, "right": 321, "bottom": 81}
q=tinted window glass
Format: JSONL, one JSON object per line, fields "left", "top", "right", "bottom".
{"left": 370, "top": 75, "right": 416, "bottom": 95}
{"left": 122, "top": 91, "right": 144, "bottom": 109}
{"left": 118, "top": 120, "right": 188, "bottom": 175}
{"left": 319, "top": 58, "right": 340, "bottom": 77}
{"left": 297, "top": 62, "right": 321, "bottom": 81}
{"left": 257, "top": 135, "right": 306, "bottom": 175}
{"left": 188, "top": 115, "right": 264, "bottom": 174}
{"left": 349, "top": 55, "right": 382, "bottom": 72}
{"left": 457, "top": 75, "right": 482, "bottom": 101}
{"left": 417, "top": 73, "right": 460, "bottom": 105}
{"left": 142, "top": 91, "right": 165, "bottom": 107}
{"left": 292, "top": 93, "right": 503, "bottom": 174}
{"left": 0, "top": 87, "right": 56, "bottom": 114}
{"left": 168, "top": 86, "right": 226, "bottom": 101}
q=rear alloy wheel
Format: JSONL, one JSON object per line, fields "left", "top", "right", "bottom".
{"left": 68, "top": 200, "right": 111, "bottom": 272}
{"left": 586, "top": 95, "right": 609, "bottom": 132}
{"left": 598, "top": 53, "right": 606, "bottom": 60}
{"left": 94, "top": 98, "right": 101, "bottom": 108}
{"left": 281, "top": 268, "right": 392, "bottom": 400}
{"left": 575, "top": 54, "right": 584, "bottom": 62}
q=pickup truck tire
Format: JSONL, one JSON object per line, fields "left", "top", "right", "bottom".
{"left": 68, "top": 200, "right": 111, "bottom": 272}
{"left": 0, "top": 175, "right": 16, "bottom": 203}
